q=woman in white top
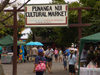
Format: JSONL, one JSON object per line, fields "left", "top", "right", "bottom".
{"left": 68, "top": 50, "right": 76, "bottom": 75}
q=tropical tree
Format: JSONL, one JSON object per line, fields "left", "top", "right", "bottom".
{"left": 80, "top": 0, "right": 100, "bottom": 36}
{"left": 0, "top": 12, "right": 13, "bottom": 37}
{"left": 0, "top": 0, "right": 25, "bottom": 38}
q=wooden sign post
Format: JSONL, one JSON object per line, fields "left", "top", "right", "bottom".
{"left": 69, "top": 7, "right": 91, "bottom": 40}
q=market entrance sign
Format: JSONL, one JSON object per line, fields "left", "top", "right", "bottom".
{"left": 25, "top": 4, "right": 68, "bottom": 27}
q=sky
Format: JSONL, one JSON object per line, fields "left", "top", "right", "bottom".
{"left": 17, "top": 0, "right": 78, "bottom": 4}
{"left": 5, "top": 0, "right": 78, "bottom": 9}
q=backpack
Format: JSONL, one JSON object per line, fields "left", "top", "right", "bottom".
{"left": 35, "top": 57, "right": 46, "bottom": 71}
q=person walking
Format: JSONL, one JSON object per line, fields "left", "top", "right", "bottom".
{"left": 32, "top": 46, "right": 38, "bottom": 60}
{"left": 59, "top": 48, "right": 63, "bottom": 63}
{"left": 63, "top": 53, "right": 67, "bottom": 70}
{"left": 63, "top": 47, "right": 70, "bottom": 70}
{"left": 54, "top": 48, "right": 59, "bottom": 62}
{"left": 68, "top": 50, "right": 76, "bottom": 75}
{"left": 35, "top": 49, "right": 46, "bottom": 75}
{"left": 45, "top": 47, "right": 54, "bottom": 73}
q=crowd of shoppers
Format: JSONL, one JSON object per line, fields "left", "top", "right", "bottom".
{"left": 32, "top": 45, "right": 78, "bottom": 75}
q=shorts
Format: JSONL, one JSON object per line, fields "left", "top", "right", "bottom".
{"left": 55, "top": 54, "right": 58, "bottom": 59}
{"left": 69, "top": 65, "right": 75, "bottom": 73}
{"left": 59, "top": 55, "right": 63, "bottom": 58}
{"left": 31, "top": 55, "right": 37, "bottom": 57}
{"left": 36, "top": 71, "right": 44, "bottom": 75}
{"left": 46, "top": 57, "right": 52, "bottom": 62}
{"left": 63, "top": 61, "right": 67, "bottom": 67}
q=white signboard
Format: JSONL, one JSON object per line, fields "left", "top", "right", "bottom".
{"left": 25, "top": 4, "right": 68, "bottom": 27}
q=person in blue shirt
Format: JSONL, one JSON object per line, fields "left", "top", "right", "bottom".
{"left": 65, "top": 47, "right": 70, "bottom": 56}
{"left": 63, "top": 47, "right": 70, "bottom": 70}
{"left": 35, "top": 49, "right": 46, "bottom": 75}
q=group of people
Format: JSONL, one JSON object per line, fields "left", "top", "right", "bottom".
{"left": 33, "top": 46, "right": 79, "bottom": 75}
{"left": 62, "top": 47, "right": 78, "bottom": 75}
{"left": 81, "top": 44, "right": 100, "bottom": 68}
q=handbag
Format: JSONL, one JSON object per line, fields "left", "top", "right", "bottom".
{"left": 35, "top": 57, "right": 46, "bottom": 72}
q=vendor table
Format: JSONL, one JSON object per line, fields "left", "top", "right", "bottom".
{"left": 80, "top": 67, "right": 100, "bottom": 75}
{"left": 1, "top": 54, "right": 13, "bottom": 64}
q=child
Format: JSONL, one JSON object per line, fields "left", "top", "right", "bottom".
{"left": 68, "top": 50, "right": 76, "bottom": 75}
{"left": 63, "top": 54, "right": 67, "bottom": 70}
{"left": 59, "top": 49, "right": 63, "bottom": 62}
{"left": 35, "top": 49, "right": 46, "bottom": 75}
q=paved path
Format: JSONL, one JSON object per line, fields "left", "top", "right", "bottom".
{"left": 0, "top": 64, "right": 5, "bottom": 75}
{"left": 2, "top": 62, "right": 68, "bottom": 75}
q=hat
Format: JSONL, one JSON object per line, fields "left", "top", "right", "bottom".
{"left": 38, "top": 49, "right": 43, "bottom": 53}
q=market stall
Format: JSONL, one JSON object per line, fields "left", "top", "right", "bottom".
{"left": 80, "top": 67, "right": 100, "bottom": 75}
{"left": 0, "top": 35, "right": 13, "bottom": 64}
{"left": 79, "top": 32, "right": 100, "bottom": 75}
{"left": 0, "top": 35, "right": 26, "bottom": 63}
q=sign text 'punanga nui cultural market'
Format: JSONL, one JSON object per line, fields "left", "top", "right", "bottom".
{"left": 25, "top": 4, "right": 68, "bottom": 27}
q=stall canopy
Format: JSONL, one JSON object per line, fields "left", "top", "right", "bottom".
{"left": 79, "top": 32, "right": 100, "bottom": 54}
{"left": 78, "top": 32, "right": 100, "bottom": 75}
{"left": 0, "top": 35, "right": 13, "bottom": 46}
{"left": 0, "top": 35, "right": 26, "bottom": 46}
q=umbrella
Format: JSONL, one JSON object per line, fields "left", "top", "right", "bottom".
{"left": 26, "top": 41, "right": 43, "bottom": 46}
{"left": 26, "top": 41, "right": 36, "bottom": 46}
{"left": 34, "top": 42, "right": 43, "bottom": 46}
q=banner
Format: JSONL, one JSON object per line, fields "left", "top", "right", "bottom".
{"left": 25, "top": 4, "right": 68, "bottom": 27}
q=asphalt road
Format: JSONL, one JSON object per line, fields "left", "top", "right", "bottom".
{"left": 2, "top": 61, "right": 68, "bottom": 75}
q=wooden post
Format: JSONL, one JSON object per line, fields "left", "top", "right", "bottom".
{"left": 69, "top": 7, "right": 91, "bottom": 40}
{"left": 78, "top": 9, "right": 82, "bottom": 40}
{"left": 13, "top": 7, "right": 18, "bottom": 75}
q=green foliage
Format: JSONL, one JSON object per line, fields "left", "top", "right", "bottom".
{"left": 0, "top": 12, "right": 13, "bottom": 37}
{"left": 17, "top": 13, "right": 25, "bottom": 39}
{"left": 69, "top": 2, "right": 81, "bottom": 24}
{"left": 80, "top": 0, "right": 98, "bottom": 7}
{"left": 52, "top": 0, "right": 66, "bottom": 4}
{"left": 53, "top": 27, "right": 78, "bottom": 47}
{"left": 80, "top": 0, "right": 100, "bottom": 37}
{"left": 0, "top": 11, "right": 24, "bottom": 38}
